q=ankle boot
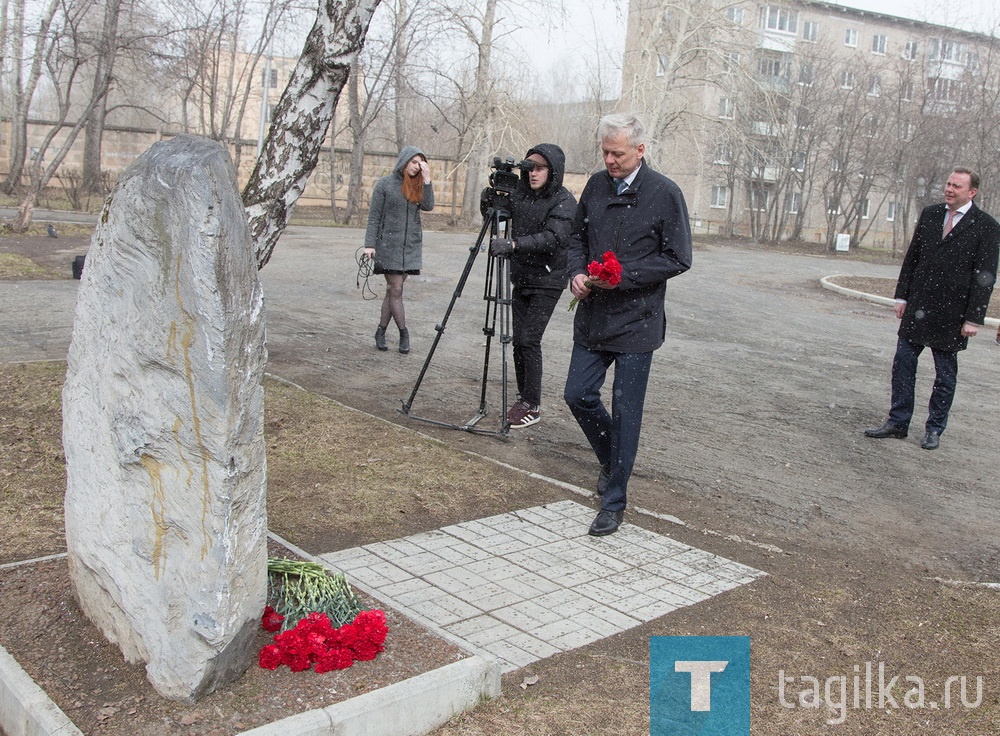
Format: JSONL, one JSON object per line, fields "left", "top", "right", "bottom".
{"left": 398, "top": 327, "right": 410, "bottom": 354}
{"left": 375, "top": 325, "right": 388, "bottom": 351}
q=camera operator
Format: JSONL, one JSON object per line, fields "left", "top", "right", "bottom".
{"left": 484, "top": 144, "right": 576, "bottom": 428}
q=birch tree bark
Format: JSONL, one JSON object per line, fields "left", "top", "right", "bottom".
{"left": 243, "top": 0, "right": 380, "bottom": 269}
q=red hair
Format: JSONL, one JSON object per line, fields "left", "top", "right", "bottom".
{"left": 401, "top": 155, "right": 425, "bottom": 204}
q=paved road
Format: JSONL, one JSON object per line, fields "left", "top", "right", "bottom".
{"left": 4, "top": 225, "right": 999, "bottom": 580}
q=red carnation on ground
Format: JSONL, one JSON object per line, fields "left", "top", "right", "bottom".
{"left": 568, "top": 251, "right": 623, "bottom": 310}
{"left": 258, "top": 607, "right": 388, "bottom": 673}
{"left": 261, "top": 605, "right": 284, "bottom": 633}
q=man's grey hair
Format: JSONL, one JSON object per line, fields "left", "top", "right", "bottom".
{"left": 597, "top": 113, "right": 646, "bottom": 148}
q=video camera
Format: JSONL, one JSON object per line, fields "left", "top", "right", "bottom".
{"left": 483, "top": 156, "right": 537, "bottom": 214}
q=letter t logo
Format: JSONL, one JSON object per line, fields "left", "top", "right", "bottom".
{"left": 674, "top": 660, "right": 729, "bottom": 711}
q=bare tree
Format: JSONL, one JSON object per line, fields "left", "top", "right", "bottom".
{"left": 1, "top": 0, "right": 39, "bottom": 195}
{"left": 243, "top": 0, "right": 381, "bottom": 268}
{"left": 80, "top": 0, "right": 124, "bottom": 194}
{"left": 9, "top": 0, "right": 115, "bottom": 231}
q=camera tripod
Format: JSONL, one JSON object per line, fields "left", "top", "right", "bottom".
{"left": 399, "top": 204, "right": 514, "bottom": 436}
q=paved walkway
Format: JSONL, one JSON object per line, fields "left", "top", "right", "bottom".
{"left": 321, "top": 500, "right": 764, "bottom": 673}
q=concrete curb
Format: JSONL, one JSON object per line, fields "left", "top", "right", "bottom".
{"left": 820, "top": 275, "right": 1000, "bottom": 329}
{"left": 238, "top": 656, "right": 500, "bottom": 736}
{"left": 0, "top": 646, "right": 83, "bottom": 736}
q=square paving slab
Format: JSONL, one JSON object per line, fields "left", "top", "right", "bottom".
{"left": 321, "top": 500, "right": 764, "bottom": 672}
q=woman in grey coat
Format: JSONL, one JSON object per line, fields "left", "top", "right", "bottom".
{"left": 363, "top": 146, "right": 434, "bottom": 353}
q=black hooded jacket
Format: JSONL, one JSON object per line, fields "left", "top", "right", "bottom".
{"left": 504, "top": 144, "right": 577, "bottom": 291}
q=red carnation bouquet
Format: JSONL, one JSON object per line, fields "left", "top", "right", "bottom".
{"left": 259, "top": 558, "right": 388, "bottom": 674}
{"left": 258, "top": 607, "right": 388, "bottom": 674}
{"left": 568, "top": 250, "right": 622, "bottom": 311}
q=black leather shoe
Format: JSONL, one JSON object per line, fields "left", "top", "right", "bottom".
{"left": 921, "top": 431, "right": 941, "bottom": 450}
{"left": 588, "top": 510, "right": 623, "bottom": 536}
{"left": 864, "top": 422, "right": 908, "bottom": 439}
{"left": 596, "top": 464, "right": 611, "bottom": 496}
{"left": 375, "top": 326, "right": 388, "bottom": 351}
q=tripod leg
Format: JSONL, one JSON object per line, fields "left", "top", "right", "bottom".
{"left": 400, "top": 214, "right": 492, "bottom": 414}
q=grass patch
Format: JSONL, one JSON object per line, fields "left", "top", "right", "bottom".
{"left": 0, "top": 253, "right": 63, "bottom": 280}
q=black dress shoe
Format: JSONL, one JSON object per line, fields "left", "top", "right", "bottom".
{"left": 596, "top": 464, "right": 611, "bottom": 496}
{"left": 921, "top": 431, "right": 941, "bottom": 450}
{"left": 588, "top": 510, "right": 623, "bottom": 536}
{"left": 864, "top": 422, "right": 908, "bottom": 439}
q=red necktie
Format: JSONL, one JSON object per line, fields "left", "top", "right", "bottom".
{"left": 943, "top": 209, "right": 956, "bottom": 238}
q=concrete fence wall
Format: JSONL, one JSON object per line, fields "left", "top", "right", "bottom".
{"left": 0, "top": 119, "right": 592, "bottom": 218}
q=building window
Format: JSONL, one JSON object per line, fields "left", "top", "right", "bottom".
{"left": 796, "top": 106, "right": 812, "bottom": 128}
{"left": 929, "top": 77, "right": 961, "bottom": 102}
{"left": 887, "top": 201, "right": 898, "bottom": 222}
{"left": 656, "top": 54, "right": 670, "bottom": 76}
{"left": 845, "top": 28, "right": 858, "bottom": 48}
{"left": 761, "top": 5, "right": 798, "bottom": 34}
{"left": 798, "top": 62, "right": 815, "bottom": 86}
{"left": 263, "top": 69, "right": 278, "bottom": 88}
{"left": 758, "top": 54, "right": 788, "bottom": 78}
{"left": 871, "top": 34, "right": 887, "bottom": 55}
{"left": 903, "top": 40, "right": 918, "bottom": 60}
{"left": 898, "top": 121, "right": 913, "bottom": 141}
{"left": 791, "top": 151, "right": 806, "bottom": 172}
{"left": 839, "top": 70, "right": 855, "bottom": 89}
{"left": 827, "top": 197, "right": 841, "bottom": 214}
{"left": 719, "top": 97, "right": 734, "bottom": 119}
{"left": 711, "top": 185, "right": 730, "bottom": 208}
{"left": 714, "top": 141, "right": 733, "bottom": 164}
{"left": 929, "top": 38, "right": 963, "bottom": 63}
{"left": 868, "top": 75, "right": 882, "bottom": 97}
{"left": 830, "top": 158, "right": 842, "bottom": 172}
{"left": 786, "top": 191, "right": 802, "bottom": 213}
{"left": 722, "top": 51, "right": 741, "bottom": 74}
{"left": 749, "top": 185, "right": 770, "bottom": 211}
{"left": 861, "top": 198, "right": 871, "bottom": 219}
{"left": 967, "top": 51, "right": 980, "bottom": 72}
{"left": 802, "top": 20, "right": 819, "bottom": 42}
{"left": 900, "top": 80, "right": 914, "bottom": 101}
{"left": 727, "top": 6, "right": 744, "bottom": 24}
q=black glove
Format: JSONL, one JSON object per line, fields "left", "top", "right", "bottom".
{"left": 489, "top": 238, "right": 514, "bottom": 257}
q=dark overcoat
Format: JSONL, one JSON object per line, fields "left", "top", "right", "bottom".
{"left": 568, "top": 162, "right": 692, "bottom": 353}
{"left": 895, "top": 201, "right": 1000, "bottom": 352}
{"left": 506, "top": 143, "right": 577, "bottom": 291}
{"left": 364, "top": 146, "right": 434, "bottom": 272}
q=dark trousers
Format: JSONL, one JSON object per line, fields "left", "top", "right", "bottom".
{"left": 888, "top": 337, "right": 959, "bottom": 434}
{"left": 511, "top": 288, "right": 560, "bottom": 406}
{"left": 563, "top": 344, "right": 653, "bottom": 512}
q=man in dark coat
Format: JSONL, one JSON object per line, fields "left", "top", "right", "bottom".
{"left": 866, "top": 167, "right": 1000, "bottom": 449}
{"left": 487, "top": 144, "right": 576, "bottom": 428}
{"left": 563, "top": 113, "right": 692, "bottom": 536}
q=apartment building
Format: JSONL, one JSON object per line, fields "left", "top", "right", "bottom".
{"left": 621, "top": 0, "right": 996, "bottom": 250}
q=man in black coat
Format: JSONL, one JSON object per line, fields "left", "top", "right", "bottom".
{"left": 487, "top": 144, "right": 576, "bottom": 428}
{"left": 563, "top": 113, "right": 692, "bottom": 535}
{"left": 866, "top": 167, "right": 1000, "bottom": 449}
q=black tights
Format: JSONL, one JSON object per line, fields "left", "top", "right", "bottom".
{"left": 379, "top": 273, "right": 407, "bottom": 330}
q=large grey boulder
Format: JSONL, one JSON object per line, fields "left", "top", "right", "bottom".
{"left": 62, "top": 135, "right": 268, "bottom": 701}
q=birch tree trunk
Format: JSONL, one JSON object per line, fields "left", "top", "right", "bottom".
{"left": 243, "top": 0, "right": 380, "bottom": 269}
